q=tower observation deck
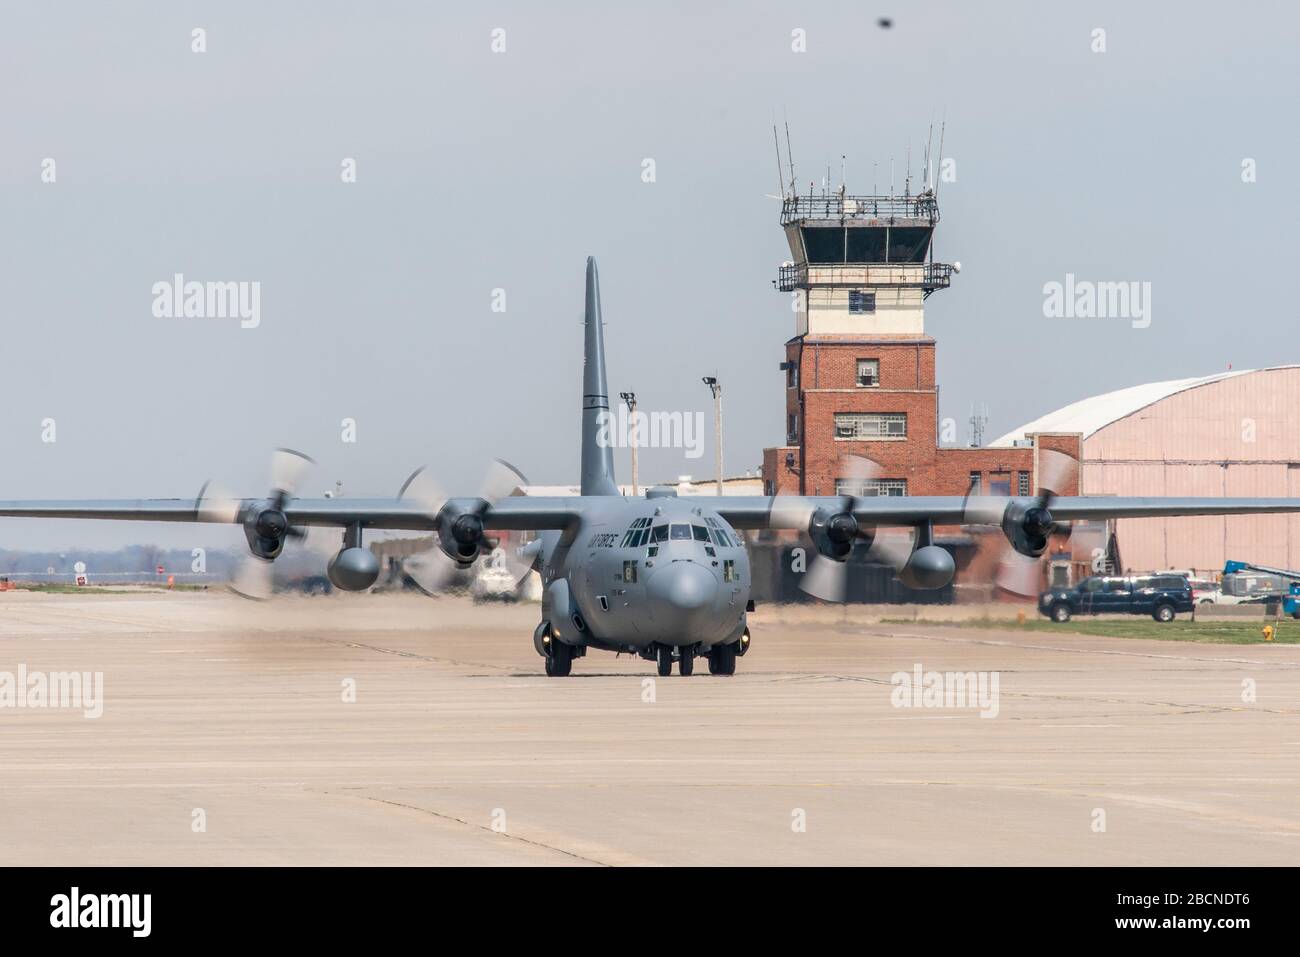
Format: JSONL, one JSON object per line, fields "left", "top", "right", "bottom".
{"left": 775, "top": 189, "right": 954, "bottom": 337}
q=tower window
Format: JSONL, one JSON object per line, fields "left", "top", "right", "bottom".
{"left": 833, "top": 412, "right": 906, "bottom": 439}
{"left": 788, "top": 413, "right": 799, "bottom": 444}
{"left": 1017, "top": 471, "right": 1031, "bottom": 496}
{"left": 786, "top": 362, "right": 799, "bottom": 388}
{"left": 969, "top": 472, "right": 982, "bottom": 495}
{"left": 848, "top": 290, "right": 876, "bottom": 314}
{"left": 856, "top": 359, "right": 880, "bottom": 387}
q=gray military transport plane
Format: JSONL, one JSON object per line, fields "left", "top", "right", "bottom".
{"left": 5, "top": 257, "right": 1300, "bottom": 677}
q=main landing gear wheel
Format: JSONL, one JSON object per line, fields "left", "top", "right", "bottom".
{"left": 546, "top": 639, "right": 573, "bottom": 677}
{"left": 656, "top": 645, "right": 673, "bottom": 677}
{"left": 708, "top": 643, "right": 737, "bottom": 676}
{"left": 678, "top": 645, "right": 695, "bottom": 676}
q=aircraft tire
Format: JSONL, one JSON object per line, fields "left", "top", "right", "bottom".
{"left": 548, "top": 641, "right": 573, "bottom": 677}
{"left": 679, "top": 645, "right": 694, "bottom": 676}
{"left": 656, "top": 645, "right": 673, "bottom": 677}
{"left": 708, "top": 643, "right": 736, "bottom": 676}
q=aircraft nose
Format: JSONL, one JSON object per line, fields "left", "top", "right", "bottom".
{"left": 649, "top": 561, "right": 717, "bottom": 612}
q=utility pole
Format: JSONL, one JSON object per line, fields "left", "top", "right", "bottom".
{"left": 619, "top": 391, "right": 638, "bottom": 497}
{"left": 702, "top": 377, "right": 723, "bottom": 495}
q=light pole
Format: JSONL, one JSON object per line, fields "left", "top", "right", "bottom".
{"left": 619, "top": 391, "right": 638, "bottom": 497}
{"left": 702, "top": 377, "right": 723, "bottom": 496}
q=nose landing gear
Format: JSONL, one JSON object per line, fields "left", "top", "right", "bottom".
{"left": 707, "top": 642, "right": 736, "bottom": 676}
{"left": 545, "top": 638, "right": 573, "bottom": 677}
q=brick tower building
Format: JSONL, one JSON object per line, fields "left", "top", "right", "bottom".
{"left": 760, "top": 184, "right": 1080, "bottom": 519}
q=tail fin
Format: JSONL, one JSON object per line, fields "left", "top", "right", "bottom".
{"left": 580, "top": 257, "right": 619, "bottom": 496}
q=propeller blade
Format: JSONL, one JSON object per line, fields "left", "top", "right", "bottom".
{"left": 229, "top": 557, "right": 275, "bottom": 601}
{"left": 402, "top": 546, "right": 459, "bottom": 596}
{"left": 195, "top": 480, "right": 242, "bottom": 524}
{"left": 769, "top": 496, "right": 818, "bottom": 531}
{"left": 839, "top": 454, "right": 882, "bottom": 485}
{"left": 995, "top": 552, "right": 1043, "bottom": 598}
{"left": 1036, "top": 448, "right": 1078, "bottom": 502}
{"left": 398, "top": 465, "right": 447, "bottom": 518}
{"left": 479, "top": 459, "right": 529, "bottom": 504}
{"left": 865, "top": 530, "right": 915, "bottom": 571}
{"left": 270, "top": 448, "right": 314, "bottom": 500}
{"left": 799, "top": 554, "right": 849, "bottom": 602}
{"left": 962, "top": 495, "right": 1010, "bottom": 526}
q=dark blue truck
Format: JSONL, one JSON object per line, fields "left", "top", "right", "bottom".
{"left": 1038, "top": 574, "right": 1194, "bottom": 623}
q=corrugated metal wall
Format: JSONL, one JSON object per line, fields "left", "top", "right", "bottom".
{"left": 1081, "top": 368, "right": 1300, "bottom": 574}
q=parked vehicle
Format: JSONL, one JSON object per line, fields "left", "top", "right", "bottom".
{"left": 470, "top": 561, "right": 520, "bottom": 603}
{"left": 1038, "top": 574, "right": 1194, "bottom": 623}
{"left": 1212, "top": 560, "right": 1300, "bottom": 606}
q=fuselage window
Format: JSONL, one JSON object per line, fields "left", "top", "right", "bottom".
{"left": 652, "top": 524, "right": 669, "bottom": 543}
{"left": 670, "top": 524, "right": 691, "bottom": 540}
{"left": 691, "top": 525, "right": 710, "bottom": 543}
{"left": 711, "top": 529, "right": 729, "bottom": 548}
{"left": 723, "top": 559, "right": 737, "bottom": 582}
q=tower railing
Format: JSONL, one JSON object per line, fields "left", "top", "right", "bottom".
{"left": 780, "top": 193, "right": 939, "bottom": 226}
{"left": 775, "top": 261, "right": 953, "bottom": 294}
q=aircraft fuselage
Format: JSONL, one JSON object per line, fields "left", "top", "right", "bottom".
{"left": 537, "top": 493, "right": 750, "bottom": 654}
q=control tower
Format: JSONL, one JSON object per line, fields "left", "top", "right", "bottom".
{"left": 761, "top": 167, "right": 1072, "bottom": 510}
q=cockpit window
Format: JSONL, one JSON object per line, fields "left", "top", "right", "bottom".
{"left": 619, "top": 517, "right": 653, "bottom": 548}
{"left": 692, "top": 525, "right": 710, "bottom": 542}
{"left": 669, "top": 524, "right": 691, "bottom": 540}
{"left": 652, "top": 524, "right": 669, "bottom": 543}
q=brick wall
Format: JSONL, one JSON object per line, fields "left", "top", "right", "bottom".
{"left": 764, "top": 334, "right": 1081, "bottom": 499}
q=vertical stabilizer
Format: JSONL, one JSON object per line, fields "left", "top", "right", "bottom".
{"left": 580, "top": 258, "right": 619, "bottom": 496}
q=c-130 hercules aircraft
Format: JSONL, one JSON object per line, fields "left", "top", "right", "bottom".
{"left": 6, "top": 257, "right": 1300, "bottom": 677}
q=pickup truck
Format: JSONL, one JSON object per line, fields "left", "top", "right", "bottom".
{"left": 1038, "top": 574, "right": 1194, "bottom": 623}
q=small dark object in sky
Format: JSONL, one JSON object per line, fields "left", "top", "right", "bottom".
{"left": 878, "top": 17, "right": 893, "bottom": 29}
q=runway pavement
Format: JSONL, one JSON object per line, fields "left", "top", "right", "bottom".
{"left": 2, "top": 590, "right": 1298, "bottom": 866}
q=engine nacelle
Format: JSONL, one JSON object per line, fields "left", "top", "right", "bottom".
{"left": 1001, "top": 503, "right": 1055, "bottom": 558}
{"left": 243, "top": 506, "right": 289, "bottom": 560}
{"left": 898, "top": 545, "right": 956, "bottom": 590}
{"left": 327, "top": 547, "right": 380, "bottom": 591}
{"left": 437, "top": 511, "right": 486, "bottom": 568}
{"left": 808, "top": 509, "right": 872, "bottom": 561}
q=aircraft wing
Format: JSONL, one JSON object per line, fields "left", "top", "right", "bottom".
{"left": 4, "top": 493, "right": 1299, "bottom": 534}
{"left": 0, "top": 496, "right": 586, "bottom": 532}
{"left": 712, "top": 495, "right": 1300, "bottom": 530}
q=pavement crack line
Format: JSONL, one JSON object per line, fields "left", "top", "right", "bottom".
{"left": 300, "top": 634, "right": 515, "bottom": 673}
{"left": 330, "top": 792, "right": 613, "bottom": 866}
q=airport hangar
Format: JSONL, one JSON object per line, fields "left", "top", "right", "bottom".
{"left": 993, "top": 365, "right": 1300, "bottom": 578}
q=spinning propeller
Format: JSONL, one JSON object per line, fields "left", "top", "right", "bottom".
{"left": 962, "top": 448, "right": 1079, "bottom": 597}
{"left": 196, "top": 448, "right": 316, "bottom": 601}
{"left": 399, "top": 459, "right": 537, "bottom": 596}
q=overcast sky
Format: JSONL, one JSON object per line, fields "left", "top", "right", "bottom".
{"left": 2, "top": 0, "right": 1296, "bottom": 550}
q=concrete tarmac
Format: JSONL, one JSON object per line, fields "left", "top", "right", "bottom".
{"left": 1, "top": 591, "right": 1298, "bottom": 866}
